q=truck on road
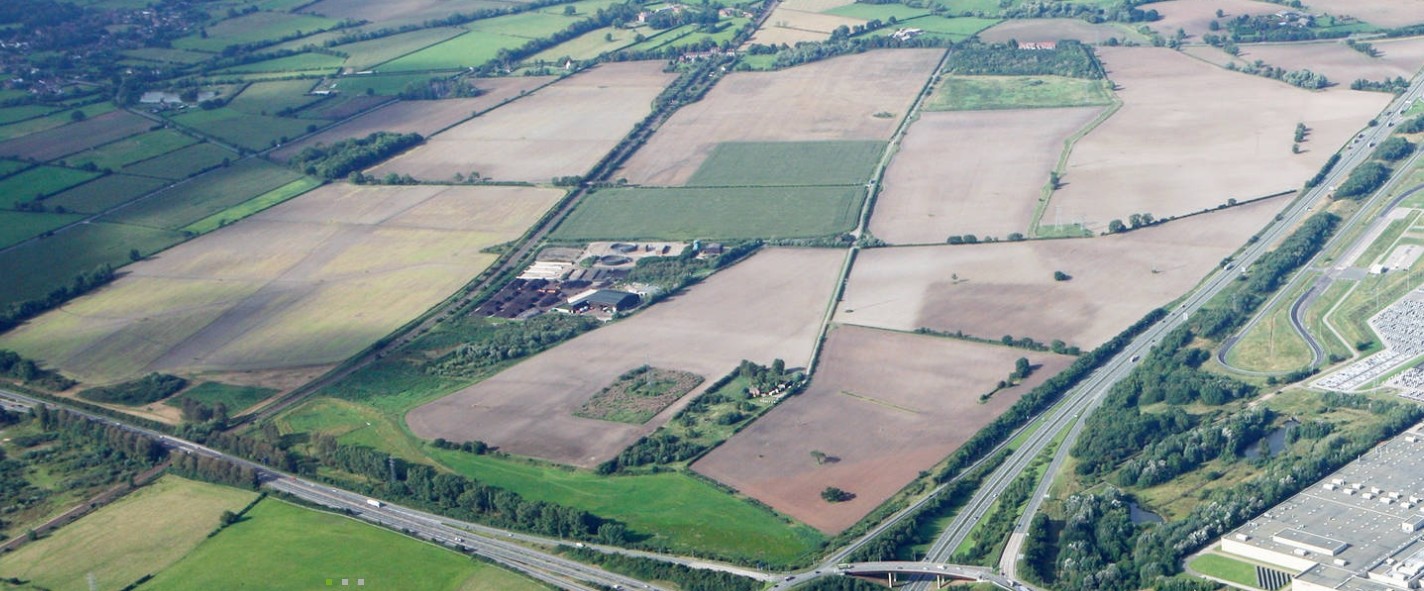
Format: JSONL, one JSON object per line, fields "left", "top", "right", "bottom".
{"left": 366, "top": 499, "right": 383, "bottom": 508}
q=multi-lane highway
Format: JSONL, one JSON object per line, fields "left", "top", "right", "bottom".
{"left": 0, "top": 388, "right": 673, "bottom": 591}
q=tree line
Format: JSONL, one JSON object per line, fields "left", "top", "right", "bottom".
{"left": 0, "top": 265, "right": 115, "bottom": 336}
{"left": 289, "top": 132, "right": 423, "bottom": 180}
{"left": 561, "top": 546, "right": 759, "bottom": 591}
{"left": 0, "top": 349, "right": 74, "bottom": 391}
{"left": 77, "top": 373, "right": 187, "bottom": 406}
{"left": 947, "top": 40, "right": 1105, "bottom": 79}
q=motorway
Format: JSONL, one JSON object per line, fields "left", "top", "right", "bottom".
{"left": 0, "top": 388, "right": 673, "bottom": 591}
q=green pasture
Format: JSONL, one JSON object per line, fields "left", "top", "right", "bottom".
{"left": 467, "top": 10, "right": 583, "bottom": 39}
{"left": 107, "top": 158, "right": 304, "bottom": 230}
{"left": 0, "top": 166, "right": 100, "bottom": 205}
{"left": 377, "top": 30, "right": 527, "bottom": 72}
{"left": 334, "top": 27, "right": 466, "bottom": 71}
{"left": 173, "top": 11, "right": 339, "bottom": 53}
{"left": 122, "top": 46, "right": 212, "bottom": 64}
{"left": 0, "top": 210, "right": 84, "bottom": 248}
{"left": 687, "top": 140, "right": 885, "bottom": 186}
{"left": 216, "top": 51, "right": 346, "bottom": 74}
{"left": 122, "top": 142, "right": 234, "bottom": 179}
{"left": 143, "top": 498, "right": 547, "bottom": 591}
{"left": 554, "top": 185, "right": 866, "bottom": 240}
{"left": 328, "top": 73, "right": 441, "bottom": 95}
{"left": 927, "top": 75, "right": 1115, "bottom": 111}
{"left": 227, "top": 79, "right": 326, "bottom": 115}
{"left": 0, "top": 103, "right": 117, "bottom": 142}
{"left": 65, "top": 129, "right": 199, "bottom": 171}
{"left": 825, "top": 3, "right": 931, "bottom": 20}
{"left": 171, "top": 107, "right": 315, "bottom": 151}
{"left": 0, "top": 222, "right": 183, "bottom": 308}
{"left": 166, "top": 381, "right": 279, "bottom": 413}
{"left": 46, "top": 174, "right": 169, "bottom": 213}
{"left": 180, "top": 176, "right": 322, "bottom": 234}
{"left": 432, "top": 450, "right": 825, "bottom": 565}
{"left": 0, "top": 476, "right": 256, "bottom": 591}
{"left": 0, "top": 104, "right": 57, "bottom": 126}
{"left": 529, "top": 26, "right": 635, "bottom": 63}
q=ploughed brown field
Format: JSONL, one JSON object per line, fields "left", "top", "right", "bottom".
{"left": 693, "top": 325, "right": 1073, "bottom": 534}
{"left": 617, "top": 50, "right": 941, "bottom": 185}
{"left": 368, "top": 62, "right": 675, "bottom": 183}
{"left": 839, "top": 196, "right": 1285, "bottom": 348}
{"left": 406, "top": 248, "right": 845, "bottom": 467}
{"left": 978, "top": 18, "right": 1127, "bottom": 44}
{"left": 1048, "top": 47, "right": 1387, "bottom": 232}
{"left": 870, "top": 106, "right": 1105, "bottom": 244}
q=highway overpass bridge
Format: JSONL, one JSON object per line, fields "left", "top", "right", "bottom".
{"left": 781, "top": 562, "right": 1025, "bottom": 590}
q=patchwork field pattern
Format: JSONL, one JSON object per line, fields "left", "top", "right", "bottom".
{"left": 407, "top": 248, "right": 844, "bottom": 467}
{"left": 843, "top": 197, "right": 1285, "bottom": 348}
{"left": 618, "top": 50, "right": 942, "bottom": 185}
{"left": 1049, "top": 47, "right": 1388, "bottom": 231}
{"left": 694, "top": 325, "right": 1073, "bottom": 533}
{"left": 0, "top": 184, "right": 561, "bottom": 386}
{"left": 369, "top": 63, "right": 674, "bottom": 182}
{"left": 870, "top": 107, "right": 1105, "bottom": 244}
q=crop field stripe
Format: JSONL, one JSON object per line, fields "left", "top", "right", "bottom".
{"left": 553, "top": 186, "right": 867, "bottom": 240}
{"left": 180, "top": 177, "right": 324, "bottom": 235}
{"left": 685, "top": 140, "right": 887, "bottom": 187}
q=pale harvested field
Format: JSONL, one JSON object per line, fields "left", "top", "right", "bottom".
{"left": 0, "top": 184, "right": 560, "bottom": 387}
{"left": 1235, "top": 38, "right": 1424, "bottom": 85}
{"left": 1140, "top": 0, "right": 1280, "bottom": 39}
{"left": 748, "top": 7, "right": 867, "bottom": 45}
{"left": 778, "top": 0, "right": 855, "bottom": 13}
{"left": 368, "top": 62, "right": 674, "bottom": 182}
{"left": 870, "top": 107, "right": 1104, "bottom": 244}
{"left": 693, "top": 325, "right": 1072, "bottom": 534}
{"left": 1050, "top": 47, "right": 1388, "bottom": 231}
{"left": 839, "top": 197, "right": 1284, "bottom": 348}
{"left": 407, "top": 248, "right": 844, "bottom": 467}
{"left": 271, "top": 77, "right": 552, "bottom": 161}
{"left": 978, "top": 18, "right": 1126, "bottom": 44}
{"left": 1305, "top": 0, "right": 1424, "bottom": 29}
{"left": 618, "top": 50, "right": 941, "bottom": 185}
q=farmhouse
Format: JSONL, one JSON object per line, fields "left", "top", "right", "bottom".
{"left": 891, "top": 28, "right": 923, "bottom": 42}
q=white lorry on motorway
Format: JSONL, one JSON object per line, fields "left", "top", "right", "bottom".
{"left": 366, "top": 499, "right": 383, "bottom": 508}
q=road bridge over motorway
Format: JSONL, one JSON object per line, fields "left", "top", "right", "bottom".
{"left": 771, "top": 561, "right": 1024, "bottom": 590}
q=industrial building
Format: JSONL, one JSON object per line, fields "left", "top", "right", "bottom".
{"left": 1216, "top": 423, "right": 1424, "bottom": 591}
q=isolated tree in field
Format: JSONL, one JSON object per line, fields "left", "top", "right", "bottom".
{"left": 810, "top": 450, "right": 827, "bottom": 465}
{"left": 1107, "top": 219, "right": 1126, "bottom": 234}
{"left": 1294, "top": 122, "right": 1308, "bottom": 143}
{"left": 1054, "top": 270, "right": 1072, "bottom": 281}
{"left": 1014, "top": 357, "right": 1031, "bottom": 380}
{"left": 220, "top": 510, "right": 240, "bottom": 526}
{"left": 821, "top": 487, "right": 854, "bottom": 503}
{"left": 1215, "top": 8, "right": 1225, "bottom": 17}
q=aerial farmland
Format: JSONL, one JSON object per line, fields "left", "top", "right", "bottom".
{"left": 5, "top": 0, "right": 1424, "bottom": 588}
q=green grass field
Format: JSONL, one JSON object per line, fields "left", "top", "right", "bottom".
{"left": 122, "top": 46, "right": 212, "bottom": 64}
{"left": 825, "top": 3, "right": 932, "bottom": 20}
{"left": 0, "top": 476, "right": 256, "bottom": 591}
{"left": 216, "top": 51, "right": 346, "bottom": 74}
{"left": 554, "top": 185, "right": 866, "bottom": 240}
{"left": 528, "top": 26, "right": 635, "bottom": 63}
{"left": 431, "top": 450, "right": 825, "bottom": 564}
{"left": 0, "top": 166, "right": 101, "bottom": 205}
{"left": 122, "top": 142, "right": 234, "bottom": 179}
{"left": 335, "top": 27, "right": 466, "bottom": 71}
{"left": 0, "top": 158, "right": 29, "bottom": 176}
{"left": 181, "top": 176, "right": 322, "bottom": 234}
{"left": 107, "top": 158, "right": 304, "bottom": 230}
{"left": 65, "top": 129, "right": 199, "bottom": 171}
{"left": 166, "top": 381, "right": 279, "bottom": 413}
{"left": 378, "top": 30, "right": 527, "bottom": 72}
{"left": 927, "top": 75, "right": 1115, "bottom": 111}
{"left": 173, "top": 11, "right": 339, "bottom": 53}
{"left": 142, "top": 498, "right": 548, "bottom": 591}
{"left": 887, "top": 15, "right": 998, "bottom": 39}
{"left": 0, "top": 104, "right": 57, "bottom": 125}
{"left": 328, "top": 73, "right": 443, "bottom": 95}
{"left": 1225, "top": 282, "right": 1313, "bottom": 372}
{"left": 0, "top": 210, "right": 84, "bottom": 248}
{"left": 1188, "top": 553, "right": 1259, "bottom": 588}
{"left": 467, "top": 10, "right": 582, "bottom": 39}
{"left": 46, "top": 174, "right": 169, "bottom": 213}
{"left": 227, "top": 79, "right": 326, "bottom": 115}
{"left": 172, "top": 107, "right": 316, "bottom": 151}
{"left": 687, "top": 140, "right": 885, "bottom": 186}
{"left": 0, "top": 221, "right": 183, "bottom": 307}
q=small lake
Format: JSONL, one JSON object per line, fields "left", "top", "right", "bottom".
{"left": 1246, "top": 419, "right": 1300, "bottom": 459}
{"left": 1129, "top": 502, "right": 1163, "bottom": 524}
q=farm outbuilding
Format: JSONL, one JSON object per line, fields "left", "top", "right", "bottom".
{"left": 567, "top": 289, "right": 641, "bottom": 313}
